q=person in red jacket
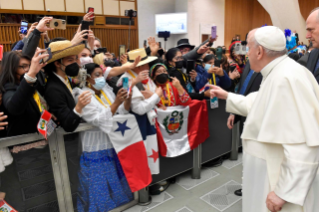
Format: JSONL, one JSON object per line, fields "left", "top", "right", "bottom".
{"left": 150, "top": 63, "right": 192, "bottom": 110}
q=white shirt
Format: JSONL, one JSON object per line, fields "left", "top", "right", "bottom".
{"left": 117, "top": 70, "right": 160, "bottom": 116}
{"left": 73, "top": 84, "right": 128, "bottom": 134}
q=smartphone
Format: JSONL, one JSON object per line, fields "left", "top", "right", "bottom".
{"left": 229, "top": 65, "right": 236, "bottom": 73}
{"left": 20, "top": 21, "right": 28, "bottom": 34}
{"left": 0, "top": 45, "right": 3, "bottom": 61}
{"left": 122, "top": 77, "right": 129, "bottom": 91}
{"left": 119, "top": 45, "right": 126, "bottom": 56}
{"left": 81, "top": 21, "right": 91, "bottom": 39}
{"left": 211, "top": 26, "right": 217, "bottom": 39}
{"left": 216, "top": 47, "right": 223, "bottom": 61}
{"left": 96, "top": 48, "right": 107, "bottom": 54}
{"left": 87, "top": 7, "right": 94, "bottom": 18}
{"left": 144, "top": 40, "right": 147, "bottom": 47}
{"left": 214, "top": 59, "right": 221, "bottom": 68}
{"left": 49, "top": 19, "right": 66, "bottom": 30}
{"left": 39, "top": 48, "right": 52, "bottom": 64}
{"left": 159, "top": 42, "right": 162, "bottom": 48}
{"left": 186, "top": 60, "right": 195, "bottom": 74}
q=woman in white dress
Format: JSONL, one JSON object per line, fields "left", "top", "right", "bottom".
{"left": 73, "top": 63, "right": 145, "bottom": 212}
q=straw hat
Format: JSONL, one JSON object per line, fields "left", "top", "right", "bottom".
{"left": 47, "top": 40, "right": 85, "bottom": 64}
{"left": 127, "top": 48, "right": 157, "bottom": 67}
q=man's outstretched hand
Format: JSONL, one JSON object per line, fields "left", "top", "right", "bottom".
{"left": 208, "top": 85, "right": 228, "bottom": 100}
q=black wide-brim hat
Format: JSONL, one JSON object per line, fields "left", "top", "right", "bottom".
{"left": 176, "top": 38, "right": 195, "bottom": 50}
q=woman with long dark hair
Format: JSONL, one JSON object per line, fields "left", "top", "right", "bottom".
{"left": 0, "top": 50, "right": 48, "bottom": 136}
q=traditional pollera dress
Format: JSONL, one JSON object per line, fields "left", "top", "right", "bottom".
{"left": 73, "top": 84, "right": 133, "bottom": 212}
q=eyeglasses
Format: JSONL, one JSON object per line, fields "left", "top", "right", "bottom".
{"left": 18, "top": 64, "right": 30, "bottom": 71}
{"left": 173, "top": 56, "right": 183, "bottom": 61}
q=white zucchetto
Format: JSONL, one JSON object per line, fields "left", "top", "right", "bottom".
{"left": 255, "top": 26, "right": 286, "bottom": 51}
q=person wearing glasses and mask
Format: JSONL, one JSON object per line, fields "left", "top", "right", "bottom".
{"left": 165, "top": 48, "right": 211, "bottom": 100}
{"left": 44, "top": 40, "right": 92, "bottom": 132}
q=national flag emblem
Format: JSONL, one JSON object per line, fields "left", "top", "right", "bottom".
{"left": 163, "top": 111, "right": 184, "bottom": 135}
{"left": 156, "top": 100, "right": 210, "bottom": 157}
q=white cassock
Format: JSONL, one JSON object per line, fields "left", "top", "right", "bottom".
{"left": 226, "top": 55, "right": 319, "bottom": 212}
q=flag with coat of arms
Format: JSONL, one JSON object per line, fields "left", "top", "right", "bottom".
{"left": 108, "top": 114, "right": 152, "bottom": 192}
{"left": 156, "top": 100, "right": 210, "bottom": 157}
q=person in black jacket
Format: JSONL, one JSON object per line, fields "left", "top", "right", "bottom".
{"left": 305, "top": 8, "right": 319, "bottom": 84}
{"left": 43, "top": 40, "right": 92, "bottom": 132}
{"left": 0, "top": 50, "right": 49, "bottom": 136}
{"left": 165, "top": 48, "right": 210, "bottom": 100}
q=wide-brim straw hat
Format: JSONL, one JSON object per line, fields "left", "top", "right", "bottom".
{"left": 127, "top": 48, "right": 157, "bottom": 67}
{"left": 47, "top": 40, "right": 85, "bottom": 64}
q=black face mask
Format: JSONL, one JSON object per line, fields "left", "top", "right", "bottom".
{"left": 155, "top": 74, "right": 169, "bottom": 84}
{"left": 63, "top": 62, "right": 80, "bottom": 77}
{"left": 175, "top": 61, "right": 184, "bottom": 69}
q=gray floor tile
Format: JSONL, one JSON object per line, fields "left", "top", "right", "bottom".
{"left": 176, "top": 168, "right": 220, "bottom": 190}
{"left": 222, "top": 153, "right": 242, "bottom": 169}
{"left": 124, "top": 192, "right": 174, "bottom": 212}
{"left": 175, "top": 206, "right": 194, "bottom": 212}
{"left": 200, "top": 180, "right": 242, "bottom": 212}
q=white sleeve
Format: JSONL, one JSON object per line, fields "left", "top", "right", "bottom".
{"left": 226, "top": 92, "right": 258, "bottom": 117}
{"left": 131, "top": 94, "right": 160, "bottom": 115}
{"left": 74, "top": 89, "right": 113, "bottom": 134}
{"left": 274, "top": 143, "right": 319, "bottom": 206}
{"left": 73, "top": 108, "right": 82, "bottom": 117}
{"left": 117, "top": 103, "right": 129, "bottom": 115}
{"left": 103, "top": 67, "right": 112, "bottom": 80}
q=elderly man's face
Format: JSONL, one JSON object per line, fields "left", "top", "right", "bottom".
{"left": 246, "top": 30, "right": 261, "bottom": 72}
{"left": 306, "top": 10, "right": 319, "bottom": 48}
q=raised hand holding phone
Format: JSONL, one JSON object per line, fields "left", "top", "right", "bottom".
{"left": 71, "top": 24, "right": 89, "bottom": 45}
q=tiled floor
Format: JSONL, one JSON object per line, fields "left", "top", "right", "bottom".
{"left": 124, "top": 154, "right": 243, "bottom": 212}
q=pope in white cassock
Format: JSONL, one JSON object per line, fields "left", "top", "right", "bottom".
{"left": 209, "top": 26, "right": 319, "bottom": 212}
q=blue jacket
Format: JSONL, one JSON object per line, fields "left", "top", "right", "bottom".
{"left": 194, "top": 65, "right": 232, "bottom": 92}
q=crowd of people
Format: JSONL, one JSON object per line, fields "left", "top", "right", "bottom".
{"left": 1, "top": 7, "right": 319, "bottom": 212}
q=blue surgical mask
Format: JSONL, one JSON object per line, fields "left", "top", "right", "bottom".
{"left": 92, "top": 77, "right": 106, "bottom": 90}
{"left": 204, "top": 64, "right": 214, "bottom": 71}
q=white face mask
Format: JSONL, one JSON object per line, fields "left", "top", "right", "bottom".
{"left": 80, "top": 57, "right": 93, "bottom": 66}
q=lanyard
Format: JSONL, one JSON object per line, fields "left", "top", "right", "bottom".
{"left": 95, "top": 90, "right": 112, "bottom": 108}
{"left": 33, "top": 91, "right": 43, "bottom": 113}
{"left": 209, "top": 73, "right": 217, "bottom": 85}
{"left": 160, "top": 83, "right": 171, "bottom": 106}
{"left": 176, "top": 68, "right": 188, "bottom": 82}
{"left": 65, "top": 77, "right": 73, "bottom": 93}
{"left": 127, "top": 70, "right": 150, "bottom": 90}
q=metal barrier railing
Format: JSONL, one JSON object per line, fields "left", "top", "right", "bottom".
{"left": 0, "top": 100, "right": 240, "bottom": 210}
{"left": 0, "top": 123, "right": 138, "bottom": 212}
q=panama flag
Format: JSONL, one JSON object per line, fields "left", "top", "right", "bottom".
{"left": 108, "top": 114, "right": 152, "bottom": 192}
{"left": 132, "top": 112, "right": 160, "bottom": 175}
{"left": 156, "top": 100, "right": 210, "bottom": 157}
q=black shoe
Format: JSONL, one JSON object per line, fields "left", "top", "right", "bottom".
{"left": 234, "top": 189, "right": 242, "bottom": 196}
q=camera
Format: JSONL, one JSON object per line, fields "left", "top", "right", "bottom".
{"left": 125, "top": 9, "right": 137, "bottom": 19}
{"left": 158, "top": 31, "right": 170, "bottom": 41}
{"left": 49, "top": 19, "right": 66, "bottom": 30}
